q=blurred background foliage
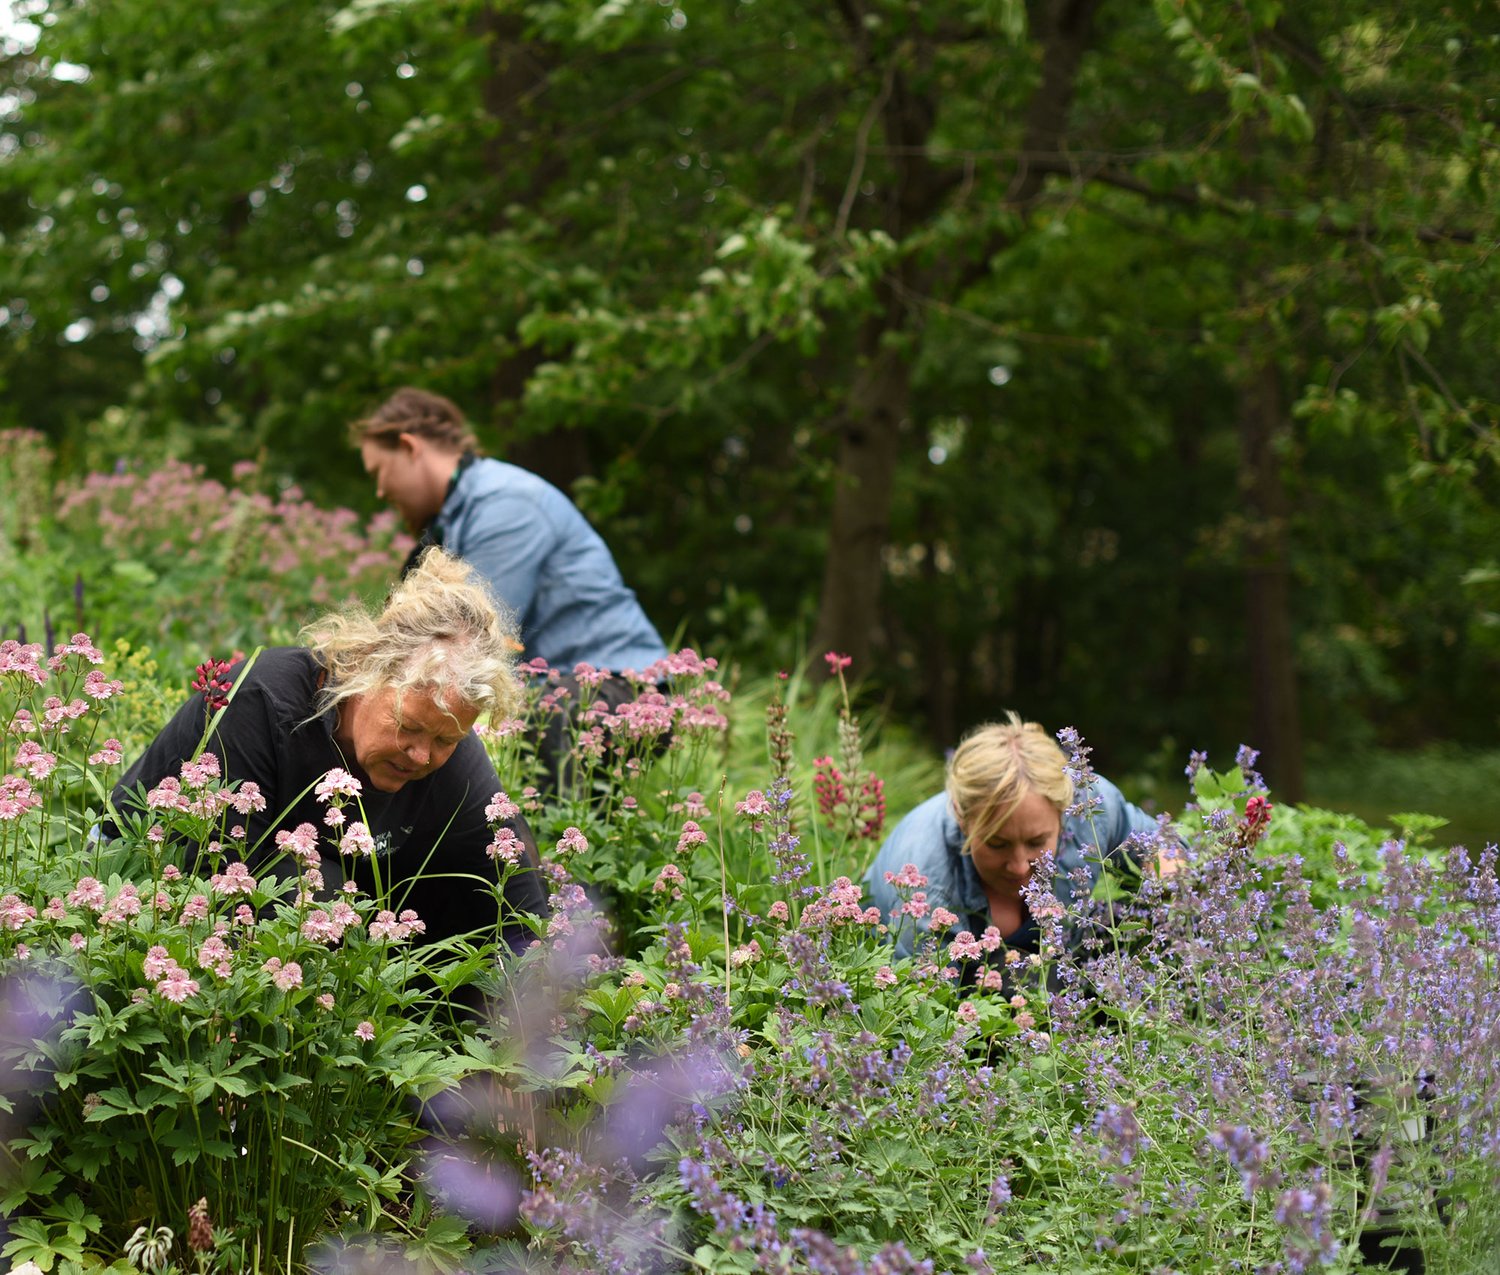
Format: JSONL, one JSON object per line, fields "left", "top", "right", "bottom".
{"left": 2, "top": 0, "right": 1497, "bottom": 833}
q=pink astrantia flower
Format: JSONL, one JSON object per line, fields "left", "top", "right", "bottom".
{"left": 180, "top": 752, "right": 221, "bottom": 788}
{"left": 316, "top": 993, "right": 335, "bottom": 1011}
{"left": 0, "top": 775, "right": 42, "bottom": 820}
{"left": 767, "top": 900, "right": 790, "bottom": 923}
{"left": 315, "top": 768, "right": 362, "bottom": 801}
{"left": 228, "top": 782, "right": 266, "bottom": 815}
{"left": 338, "top": 822, "right": 376, "bottom": 857}
{"left": 735, "top": 790, "right": 770, "bottom": 824}
{"left": 884, "top": 862, "right": 929, "bottom": 891}
{"left": 179, "top": 894, "right": 210, "bottom": 923}
{"left": 485, "top": 790, "right": 520, "bottom": 822}
{"left": 262, "top": 957, "right": 303, "bottom": 991}
{"left": 676, "top": 821, "right": 708, "bottom": 854}
{"left": 653, "top": 864, "right": 686, "bottom": 895}
{"left": 14, "top": 741, "right": 57, "bottom": 781}
{"left": 354, "top": 1021, "right": 375, "bottom": 1042}
{"left": 729, "top": 940, "right": 763, "bottom": 967}
{"left": 555, "top": 827, "right": 589, "bottom": 856}
{"left": 874, "top": 965, "right": 898, "bottom": 988}
{"left": 955, "top": 1001, "right": 980, "bottom": 1025}
{"left": 67, "top": 877, "right": 107, "bottom": 911}
{"left": 88, "top": 739, "right": 125, "bottom": 767}
{"left": 929, "top": 907, "right": 960, "bottom": 931}
{"left": 143, "top": 945, "right": 176, "bottom": 980}
{"left": 487, "top": 826, "right": 524, "bottom": 864}
{"left": 155, "top": 970, "right": 199, "bottom": 1003}
{"left": 41, "top": 897, "right": 65, "bottom": 922}
{"left": 823, "top": 651, "right": 852, "bottom": 675}
{"left": 209, "top": 861, "right": 256, "bottom": 897}
{"left": 275, "top": 823, "right": 320, "bottom": 858}
{"left": 83, "top": 669, "right": 123, "bottom": 700}
{"left": 948, "top": 931, "right": 984, "bottom": 961}
{"left": 0, "top": 894, "right": 38, "bottom": 931}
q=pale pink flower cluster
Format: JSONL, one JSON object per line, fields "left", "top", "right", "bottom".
{"left": 874, "top": 966, "right": 898, "bottom": 988}
{"left": 554, "top": 827, "right": 589, "bottom": 856}
{"left": 179, "top": 894, "right": 210, "bottom": 923}
{"left": 487, "top": 826, "right": 525, "bottom": 864}
{"left": 67, "top": 877, "right": 107, "bottom": 911}
{"left": 368, "top": 909, "right": 425, "bottom": 943}
{"left": 729, "top": 940, "right": 763, "bottom": 968}
{"left": 0, "top": 894, "right": 37, "bottom": 931}
{"left": 898, "top": 891, "right": 930, "bottom": 920}
{"left": 639, "top": 648, "right": 718, "bottom": 682}
{"left": 99, "top": 883, "right": 143, "bottom": 926}
{"left": 676, "top": 821, "right": 708, "bottom": 854}
{"left": 669, "top": 791, "right": 710, "bottom": 819}
{"left": 315, "top": 768, "right": 362, "bottom": 800}
{"left": 884, "top": 863, "right": 930, "bottom": 892}
{"left": 572, "top": 661, "right": 610, "bottom": 689}
{"left": 955, "top": 1001, "right": 980, "bottom": 1026}
{"left": 928, "top": 907, "right": 960, "bottom": 931}
{"left": 227, "top": 781, "right": 266, "bottom": 816}
{"left": 144, "top": 946, "right": 199, "bottom": 1003}
{"left": 83, "top": 669, "right": 123, "bottom": 700}
{"left": 301, "top": 900, "right": 362, "bottom": 945}
{"left": 337, "top": 822, "right": 376, "bottom": 857}
{"left": 88, "top": 739, "right": 125, "bottom": 767}
{"left": 14, "top": 741, "right": 56, "bottom": 781}
{"left": 354, "top": 1020, "right": 376, "bottom": 1042}
{"left": 948, "top": 927, "right": 1004, "bottom": 962}
{"left": 316, "top": 993, "right": 335, "bottom": 1010}
{"left": 734, "top": 790, "right": 771, "bottom": 827}
{"left": 209, "top": 861, "right": 256, "bottom": 897}
{"left": 653, "top": 864, "right": 686, "bottom": 898}
{"left": 485, "top": 790, "right": 519, "bottom": 822}
{"left": 767, "top": 900, "right": 790, "bottom": 923}
{"left": 261, "top": 957, "right": 304, "bottom": 991}
{"left": 0, "top": 775, "right": 42, "bottom": 820}
{"left": 197, "top": 934, "right": 233, "bottom": 978}
{"left": 0, "top": 639, "right": 47, "bottom": 686}
{"left": 275, "top": 823, "right": 319, "bottom": 859}
{"left": 49, "top": 633, "right": 104, "bottom": 666}
{"left": 798, "top": 877, "right": 882, "bottom": 931}
{"left": 40, "top": 897, "right": 65, "bottom": 921}
{"left": 40, "top": 695, "right": 91, "bottom": 732}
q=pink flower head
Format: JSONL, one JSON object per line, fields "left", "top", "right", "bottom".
{"left": 275, "top": 823, "right": 320, "bottom": 858}
{"left": 884, "top": 863, "right": 929, "bottom": 891}
{"left": 676, "top": 820, "right": 708, "bottom": 854}
{"left": 653, "top": 864, "right": 687, "bottom": 895}
{"left": 179, "top": 894, "right": 210, "bottom": 923}
{"left": 88, "top": 739, "right": 125, "bottom": 767}
{"left": 554, "top": 827, "right": 589, "bottom": 856}
{"left": 928, "top": 907, "right": 960, "bottom": 932}
{"left": 874, "top": 965, "right": 897, "bottom": 988}
{"left": 315, "top": 768, "right": 363, "bottom": 801}
{"left": 955, "top": 1001, "right": 980, "bottom": 1025}
{"left": 0, "top": 894, "right": 38, "bottom": 931}
{"left": 485, "top": 790, "right": 519, "bottom": 823}
{"left": 229, "top": 781, "right": 266, "bottom": 815}
{"left": 262, "top": 957, "right": 304, "bottom": 991}
{"left": 209, "top": 861, "right": 257, "bottom": 897}
{"left": 155, "top": 970, "right": 200, "bottom": 1003}
{"left": 67, "top": 877, "right": 107, "bottom": 911}
{"left": 729, "top": 939, "right": 763, "bottom": 967}
{"left": 338, "top": 822, "right": 376, "bottom": 857}
{"left": 143, "top": 944, "right": 176, "bottom": 980}
{"left": 0, "top": 775, "right": 42, "bottom": 821}
{"left": 316, "top": 993, "right": 335, "bottom": 1011}
{"left": 486, "top": 826, "right": 523, "bottom": 864}
{"left": 354, "top": 1020, "right": 376, "bottom": 1042}
{"left": 823, "top": 651, "right": 852, "bottom": 675}
{"left": 767, "top": 900, "right": 790, "bottom": 923}
{"left": 180, "top": 752, "right": 221, "bottom": 788}
{"left": 83, "top": 670, "right": 123, "bottom": 700}
{"left": 14, "top": 741, "right": 57, "bottom": 781}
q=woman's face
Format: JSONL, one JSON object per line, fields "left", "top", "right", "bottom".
{"left": 967, "top": 789, "right": 1062, "bottom": 894}
{"left": 335, "top": 684, "right": 478, "bottom": 793}
{"left": 360, "top": 435, "right": 449, "bottom": 533}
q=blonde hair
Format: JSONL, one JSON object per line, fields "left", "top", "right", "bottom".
{"left": 945, "top": 713, "right": 1073, "bottom": 854}
{"left": 303, "top": 548, "right": 521, "bottom": 726}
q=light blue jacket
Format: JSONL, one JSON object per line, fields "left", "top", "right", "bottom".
{"left": 862, "top": 780, "right": 1159, "bottom": 957}
{"left": 436, "top": 458, "right": 668, "bottom": 673}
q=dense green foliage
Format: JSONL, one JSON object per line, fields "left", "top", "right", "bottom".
{"left": 2, "top": 0, "right": 1497, "bottom": 798}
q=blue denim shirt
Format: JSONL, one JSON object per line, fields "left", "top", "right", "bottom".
{"left": 862, "top": 779, "right": 1159, "bottom": 958}
{"left": 436, "top": 458, "right": 668, "bottom": 673}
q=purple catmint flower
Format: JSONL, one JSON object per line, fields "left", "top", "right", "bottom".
{"left": 1093, "top": 1101, "right": 1148, "bottom": 1168}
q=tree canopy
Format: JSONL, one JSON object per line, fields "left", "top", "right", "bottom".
{"left": 3, "top": 0, "right": 1497, "bottom": 792}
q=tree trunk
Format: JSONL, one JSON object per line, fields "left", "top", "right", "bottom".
{"left": 810, "top": 0, "right": 1104, "bottom": 676}
{"left": 1238, "top": 357, "right": 1305, "bottom": 800}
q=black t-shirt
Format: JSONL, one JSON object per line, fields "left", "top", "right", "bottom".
{"left": 110, "top": 647, "right": 548, "bottom": 951}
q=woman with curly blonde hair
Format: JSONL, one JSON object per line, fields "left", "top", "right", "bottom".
{"left": 864, "top": 714, "right": 1168, "bottom": 959}
{"left": 111, "top": 549, "right": 546, "bottom": 950}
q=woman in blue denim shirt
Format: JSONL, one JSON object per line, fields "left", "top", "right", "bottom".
{"left": 863, "top": 714, "right": 1175, "bottom": 959}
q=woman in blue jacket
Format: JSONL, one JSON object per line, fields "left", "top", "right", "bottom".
{"left": 863, "top": 714, "right": 1172, "bottom": 959}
